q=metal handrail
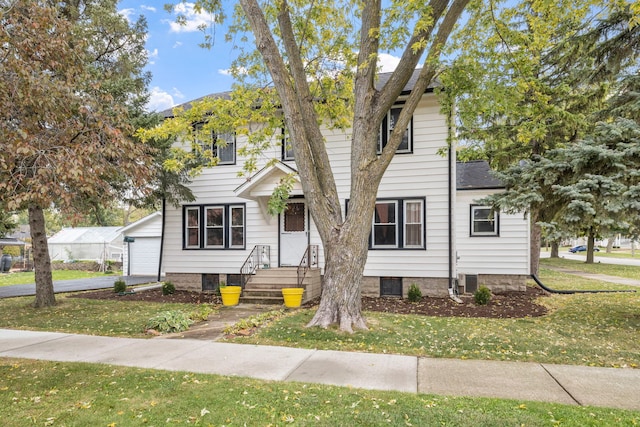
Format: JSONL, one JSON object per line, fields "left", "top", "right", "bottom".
{"left": 240, "top": 245, "right": 270, "bottom": 288}
{"left": 297, "top": 245, "right": 318, "bottom": 287}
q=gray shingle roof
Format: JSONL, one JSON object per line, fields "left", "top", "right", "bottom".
{"left": 456, "top": 160, "right": 504, "bottom": 190}
{"left": 161, "top": 69, "right": 437, "bottom": 118}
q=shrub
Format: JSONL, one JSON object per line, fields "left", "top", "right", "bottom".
{"left": 474, "top": 285, "right": 492, "bottom": 305}
{"left": 190, "top": 305, "right": 214, "bottom": 322}
{"left": 407, "top": 283, "right": 422, "bottom": 302}
{"left": 113, "top": 279, "right": 127, "bottom": 293}
{"left": 145, "top": 310, "right": 194, "bottom": 334}
{"left": 162, "top": 281, "right": 176, "bottom": 295}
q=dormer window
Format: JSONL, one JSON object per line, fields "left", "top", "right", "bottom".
{"left": 194, "top": 123, "right": 236, "bottom": 165}
{"left": 378, "top": 107, "right": 413, "bottom": 154}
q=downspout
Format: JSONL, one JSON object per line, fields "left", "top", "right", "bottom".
{"left": 447, "top": 98, "right": 463, "bottom": 304}
{"left": 157, "top": 198, "right": 165, "bottom": 283}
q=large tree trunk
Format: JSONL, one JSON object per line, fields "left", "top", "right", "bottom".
{"left": 29, "top": 205, "right": 56, "bottom": 307}
{"left": 586, "top": 233, "right": 595, "bottom": 264}
{"left": 306, "top": 231, "right": 369, "bottom": 333}
{"left": 550, "top": 241, "right": 559, "bottom": 258}
{"left": 606, "top": 237, "right": 614, "bottom": 253}
{"left": 530, "top": 209, "right": 542, "bottom": 276}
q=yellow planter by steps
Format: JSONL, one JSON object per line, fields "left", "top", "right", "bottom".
{"left": 219, "top": 286, "right": 241, "bottom": 306}
{"left": 282, "top": 288, "right": 304, "bottom": 308}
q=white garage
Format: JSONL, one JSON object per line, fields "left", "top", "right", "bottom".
{"left": 121, "top": 212, "right": 163, "bottom": 277}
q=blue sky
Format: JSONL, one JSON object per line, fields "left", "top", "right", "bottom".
{"left": 118, "top": 2, "right": 401, "bottom": 113}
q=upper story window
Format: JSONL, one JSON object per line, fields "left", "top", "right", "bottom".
{"left": 281, "top": 128, "right": 294, "bottom": 161}
{"left": 378, "top": 107, "right": 413, "bottom": 154}
{"left": 470, "top": 205, "right": 499, "bottom": 236}
{"left": 183, "top": 204, "right": 245, "bottom": 249}
{"left": 194, "top": 123, "right": 236, "bottom": 165}
{"left": 371, "top": 198, "right": 425, "bottom": 249}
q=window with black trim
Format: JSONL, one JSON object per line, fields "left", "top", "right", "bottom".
{"left": 470, "top": 205, "right": 499, "bottom": 236}
{"left": 194, "top": 123, "right": 236, "bottom": 165}
{"left": 183, "top": 204, "right": 245, "bottom": 249}
{"left": 378, "top": 107, "right": 413, "bottom": 154}
{"left": 371, "top": 198, "right": 425, "bottom": 249}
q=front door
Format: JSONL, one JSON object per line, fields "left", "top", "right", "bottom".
{"left": 280, "top": 200, "right": 308, "bottom": 266}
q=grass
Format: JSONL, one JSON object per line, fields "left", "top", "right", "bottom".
{"left": 1, "top": 358, "right": 638, "bottom": 427}
{"left": 226, "top": 268, "right": 640, "bottom": 368}
{"left": 0, "top": 265, "right": 638, "bottom": 368}
{"left": 546, "top": 246, "right": 640, "bottom": 258}
{"left": 541, "top": 257, "right": 640, "bottom": 281}
{"left": 0, "top": 295, "right": 211, "bottom": 338}
{"left": 0, "top": 270, "right": 121, "bottom": 287}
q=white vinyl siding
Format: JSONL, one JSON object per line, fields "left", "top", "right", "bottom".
{"left": 163, "top": 94, "right": 457, "bottom": 279}
{"left": 456, "top": 190, "right": 530, "bottom": 275}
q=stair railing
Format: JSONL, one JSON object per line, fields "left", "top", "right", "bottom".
{"left": 240, "top": 245, "right": 270, "bottom": 289}
{"left": 297, "top": 245, "right": 318, "bottom": 287}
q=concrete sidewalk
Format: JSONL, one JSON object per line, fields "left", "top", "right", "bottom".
{"left": 1, "top": 329, "right": 638, "bottom": 411}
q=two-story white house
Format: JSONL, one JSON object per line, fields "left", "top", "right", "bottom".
{"left": 159, "top": 71, "right": 530, "bottom": 303}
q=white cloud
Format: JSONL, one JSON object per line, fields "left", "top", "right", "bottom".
{"left": 378, "top": 53, "right": 401, "bottom": 73}
{"left": 147, "top": 48, "right": 159, "bottom": 65}
{"left": 165, "top": 3, "right": 214, "bottom": 33}
{"left": 173, "top": 41, "right": 183, "bottom": 49}
{"left": 146, "top": 87, "right": 175, "bottom": 112}
{"left": 141, "top": 5, "right": 156, "bottom": 12}
{"left": 118, "top": 8, "right": 135, "bottom": 22}
{"left": 172, "top": 87, "right": 185, "bottom": 100}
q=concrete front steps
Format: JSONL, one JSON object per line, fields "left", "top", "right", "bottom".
{"left": 240, "top": 267, "right": 321, "bottom": 305}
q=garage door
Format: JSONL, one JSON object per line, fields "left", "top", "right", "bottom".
{"left": 129, "top": 237, "right": 161, "bottom": 276}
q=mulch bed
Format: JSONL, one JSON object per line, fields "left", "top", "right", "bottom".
{"left": 71, "top": 285, "right": 548, "bottom": 318}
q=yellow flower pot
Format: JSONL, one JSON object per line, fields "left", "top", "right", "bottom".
{"left": 219, "top": 286, "right": 241, "bottom": 306}
{"left": 282, "top": 288, "right": 304, "bottom": 308}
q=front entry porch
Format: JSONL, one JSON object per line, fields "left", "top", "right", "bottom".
{"left": 240, "top": 267, "right": 321, "bottom": 305}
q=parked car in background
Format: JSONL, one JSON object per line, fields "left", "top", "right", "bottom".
{"left": 569, "top": 245, "right": 600, "bottom": 253}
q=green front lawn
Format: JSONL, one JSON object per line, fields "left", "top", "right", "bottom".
{"left": 540, "top": 257, "right": 640, "bottom": 281}
{"left": 0, "top": 270, "right": 121, "bottom": 287}
{"left": 0, "top": 296, "right": 205, "bottom": 338}
{"left": 1, "top": 358, "right": 638, "bottom": 427}
{"left": 1, "top": 264, "right": 638, "bottom": 367}
{"left": 227, "top": 268, "right": 639, "bottom": 368}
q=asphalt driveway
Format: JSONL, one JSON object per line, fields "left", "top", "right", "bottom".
{"left": 0, "top": 275, "right": 157, "bottom": 298}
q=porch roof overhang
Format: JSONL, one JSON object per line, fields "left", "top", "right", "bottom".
{"left": 234, "top": 162, "right": 303, "bottom": 223}
{"left": 234, "top": 161, "right": 303, "bottom": 200}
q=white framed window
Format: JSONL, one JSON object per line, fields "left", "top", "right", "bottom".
{"left": 368, "top": 198, "right": 426, "bottom": 249}
{"left": 372, "top": 201, "right": 398, "bottom": 248}
{"left": 183, "top": 204, "right": 246, "bottom": 249}
{"left": 194, "top": 123, "right": 236, "bottom": 165}
{"left": 470, "top": 205, "right": 499, "bottom": 236}
{"left": 378, "top": 107, "right": 413, "bottom": 154}
{"left": 205, "top": 206, "right": 224, "bottom": 248}
{"left": 185, "top": 207, "right": 200, "bottom": 248}
{"left": 403, "top": 200, "right": 424, "bottom": 248}
{"left": 229, "top": 205, "right": 245, "bottom": 248}
{"left": 213, "top": 132, "right": 236, "bottom": 165}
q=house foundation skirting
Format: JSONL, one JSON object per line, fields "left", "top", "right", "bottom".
{"left": 458, "top": 273, "right": 528, "bottom": 294}
{"left": 165, "top": 272, "right": 528, "bottom": 298}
